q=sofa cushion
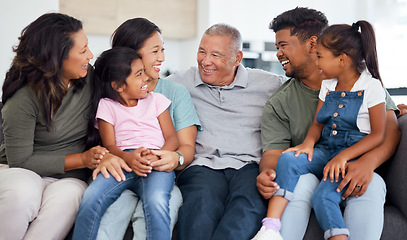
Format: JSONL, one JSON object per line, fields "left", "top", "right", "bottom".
{"left": 384, "top": 114, "right": 407, "bottom": 219}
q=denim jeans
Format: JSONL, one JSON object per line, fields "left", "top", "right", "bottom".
{"left": 280, "top": 173, "right": 386, "bottom": 240}
{"left": 276, "top": 89, "right": 369, "bottom": 238}
{"left": 97, "top": 186, "right": 182, "bottom": 240}
{"left": 73, "top": 159, "right": 175, "bottom": 240}
{"left": 177, "top": 164, "right": 267, "bottom": 240}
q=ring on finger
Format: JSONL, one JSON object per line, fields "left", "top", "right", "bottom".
{"left": 356, "top": 185, "right": 362, "bottom": 189}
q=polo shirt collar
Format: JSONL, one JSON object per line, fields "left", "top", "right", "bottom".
{"left": 194, "top": 64, "right": 248, "bottom": 89}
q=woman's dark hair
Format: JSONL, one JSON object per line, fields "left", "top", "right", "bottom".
{"left": 111, "top": 18, "right": 161, "bottom": 52}
{"left": 318, "top": 20, "right": 382, "bottom": 83}
{"left": 270, "top": 7, "right": 328, "bottom": 42}
{"left": 2, "top": 13, "right": 84, "bottom": 130}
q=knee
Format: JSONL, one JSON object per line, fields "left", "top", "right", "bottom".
{"left": 277, "top": 152, "right": 295, "bottom": 167}
{"left": 276, "top": 152, "right": 300, "bottom": 173}
{"left": 55, "top": 178, "right": 87, "bottom": 207}
{"left": 0, "top": 170, "right": 44, "bottom": 225}
{"left": 364, "top": 173, "right": 386, "bottom": 200}
{"left": 0, "top": 170, "right": 44, "bottom": 210}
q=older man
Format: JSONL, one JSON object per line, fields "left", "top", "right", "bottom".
{"left": 166, "top": 23, "right": 285, "bottom": 240}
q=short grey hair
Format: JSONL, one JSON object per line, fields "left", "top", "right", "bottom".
{"left": 204, "top": 23, "right": 242, "bottom": 53}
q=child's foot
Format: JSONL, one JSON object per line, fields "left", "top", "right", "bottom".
{"left": 251, "top": 226, "right": 283, "bottom": 240}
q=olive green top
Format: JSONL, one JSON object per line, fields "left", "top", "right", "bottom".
{"left": 0, "top": 69, "right": 93, "bottom": 181}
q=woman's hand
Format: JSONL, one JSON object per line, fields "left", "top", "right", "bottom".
{"left": 149, "top": 150, "right": 179, "bottom": 172}
{"left": 81, "top": 146, "right": 109, "bottom": 169}
{"left": 92, "top": 153, "right": 131, "bottom": 182}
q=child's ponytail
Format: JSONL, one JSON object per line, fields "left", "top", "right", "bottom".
{"left": 356, "top": 20, "right": 382, "bottom": 82}
{"left": 318, "top": 20, "right": 383, "bottom": 84}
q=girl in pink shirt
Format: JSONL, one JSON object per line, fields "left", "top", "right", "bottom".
{"left": 73, "top": 47, "right": 178, "bottom": 240}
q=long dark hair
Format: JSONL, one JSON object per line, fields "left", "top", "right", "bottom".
{"left": 111, "top": 18, "right": 161, "bottom": 52}
{"left": 2, "top": 13, "right": 85, "bottom": 130}
{"left": 318, "top": 20, "right": 382, "bottom": 83}
{"left": 93, "top": 47, "right": 141, "bottom": 102}
{"left": 86, "top": 47, "right": 141, "bottom": 147}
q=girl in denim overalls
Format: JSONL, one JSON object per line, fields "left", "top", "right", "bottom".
{"left": 253, "top": 21, "right": 386, "bottom": 240}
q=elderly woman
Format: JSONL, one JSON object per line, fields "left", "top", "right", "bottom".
{"left": 0, "top": 13, "right": 120, "bottom": 240}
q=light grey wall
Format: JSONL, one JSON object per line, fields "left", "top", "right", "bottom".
{"left": 0, "top": 0, "right": 59, "bottom": 95}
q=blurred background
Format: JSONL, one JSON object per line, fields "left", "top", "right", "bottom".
{"left": 1, "top": 0, "right": 406, "bottom": 103}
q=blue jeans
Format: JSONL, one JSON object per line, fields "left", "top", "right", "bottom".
{"left": 177, "top": 164, "right": 267, "bottom": 240}
{"left": 97, "top": 186, "right": 182, "bottom": 240}
{"left": 73, "top": 166, "right": 175, "bottom": 240}
{"left": 276, "top": 145, "right": 359, "bottom": 238}
{"left": 276, "top": 89, "right": 372, "bottom": 238}
{"left": 280, "top": 173, "right": 386, "bottom": 240}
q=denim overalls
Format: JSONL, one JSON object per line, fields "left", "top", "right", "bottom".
{"left": 275, "top": 90, "right": 366, "bottom": 239}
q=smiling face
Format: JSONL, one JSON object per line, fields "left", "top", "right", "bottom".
{"left": 138, "top": 31, "right": 165, "bottom": 82}
{"left": 316, "top": 44, "right": 341, "bottom": 80}
{"left": 197, "top": 34, "right": 242, "bottom": 86}
{"left": 117, "top": 59, "right": 149, "bottom": 106}
{"left": 62, "top": 29, "right": 94, "bottom": 84}
{"left": 275, "top": 29, "right": 313, "bottom": 79}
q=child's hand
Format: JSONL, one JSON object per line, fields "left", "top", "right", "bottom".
{"left": 323, "top": 156, "right": 347, "bottom": 183}
{"left": 283, "top": 142, "right": 314, "bottom": 161}
{"left": 93, "top": 153, "right": 132, "bottom": 182}
{"left": 123, "top": 147, "right": 153, "bottom": 177}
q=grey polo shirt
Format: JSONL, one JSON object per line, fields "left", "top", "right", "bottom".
{"left": 167, "top": 64, "right": 285, "bottom": 170}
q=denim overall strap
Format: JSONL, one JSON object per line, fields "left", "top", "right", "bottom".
{"left": 316, "top": 90, "right": 366, "bottom": 149}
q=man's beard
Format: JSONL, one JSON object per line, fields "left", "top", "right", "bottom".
{"left": 285, "top": 59, "right": 310, "bottom": 80}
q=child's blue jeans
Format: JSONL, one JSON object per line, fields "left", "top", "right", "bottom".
{"left": 275, "top": 90, "right": 367, "bottom": 239}
{"left": 73, "top": 149, "right": 175, "bottom": 240}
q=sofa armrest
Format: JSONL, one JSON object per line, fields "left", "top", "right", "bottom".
{"left": 385, "top": 114, "right": 407, "bottom": 218}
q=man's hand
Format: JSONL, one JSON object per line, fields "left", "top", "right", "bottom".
{"left": 397, "top": 104, "right": 407, "bottom": 116}
{"left": 336, "top": 159, "right": 374, "bottom": 199}
{"left": 256, "top": 169, "right": 280, "bottom": 199}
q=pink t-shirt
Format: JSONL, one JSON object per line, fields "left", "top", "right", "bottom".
{"left": 96, "top": 92, "right": 171, "bottom": 150}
